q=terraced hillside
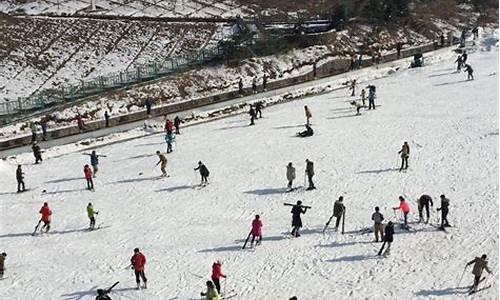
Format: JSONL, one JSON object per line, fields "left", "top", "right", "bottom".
{"left": 0, "top": 15, "right": 219, "bottom": 100}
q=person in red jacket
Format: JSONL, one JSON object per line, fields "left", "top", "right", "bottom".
{"left": 39, "top": 202, "right": 52, "bottom": 233}
{"left": 393, "top": 196, "right": 410, "bottom": 229}
{"left": 76, "top": 114, "right": 85, "bottom": 132}
{"left": 211, "top": 260, "right": 226, "bottom": 295}
{"left": 84, "top": 165, "right": 94, "bottom": 190}
{"left": 130, "top": 248, "right": 147, "bottom": 289}
{"left": 251, "top": 215, "right": 263, "bottom": 247}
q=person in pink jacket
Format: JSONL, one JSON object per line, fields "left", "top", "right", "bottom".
{"left": 393, "top": 196, "right": 410, "bottom": 228}
{"left": 84, "top": 164, "right": 94, "bottom": 190}
{"left": 251, "top": 215, "right": 263, "bottom": 247}
{"left": 211, "top": 260, "right": 226, "bottom": 295}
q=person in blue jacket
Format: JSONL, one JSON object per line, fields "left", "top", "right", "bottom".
{"left": 83, "top": 150, "right": 106, "bottom": 177}
{"left": 165, "top": 131, "right": 176, "bottom": 153}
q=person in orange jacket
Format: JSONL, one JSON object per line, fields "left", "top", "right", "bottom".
{"left": 130, "top": 248, "right": 147, "bottom": 290}
{"left": 39, "top": 202, "right": 52, "bottom": 233}
{"left": 393, "top": 196, "right": 410, "bottom": 228}
{"left": 211, "top": 260, "right": 226, "bottom": 295}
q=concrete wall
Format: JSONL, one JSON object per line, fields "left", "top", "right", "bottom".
{"left": 0, "top": 42, "right": 445, "bottom": 151}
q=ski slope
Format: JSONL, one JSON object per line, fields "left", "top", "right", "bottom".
{"left": 0, "top": 38, "right": 498, "bottom": 299}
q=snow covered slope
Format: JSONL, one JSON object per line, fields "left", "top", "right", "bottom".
{"left": 0, "top": 39, "right": 498, "bottom": 299}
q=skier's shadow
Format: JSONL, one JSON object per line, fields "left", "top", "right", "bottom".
{"left": 244, "top": 187, "right": 288, "bottom": 195}
{"left": 156, "top": 185, "right": 195, "bottom": 192}
{"left": 273, "top": 124, "right": 304, "bottom": 129}
{"left": 218, "top": 124, "right": 251, "bottom": 130}
{"left": 356, "top": 168, "right": 399, "bottom": 174}
{"left": 111, "top": 177, "right": 159, "bottom": 184}
{"left": 61, "top": 285, "right": 97, "bottom": 300}
{"left": 198, "top": 245, "right": 242, "bottom": 252}
{"left": 45, "top": 177, "right": 83, "bottom": 184}
{"left": 414, "top": 286, "right": 471, "bottom": 297}
{"left": 42, "top": 188, "right": 88, "bottom": 195}
{"left": 434, "top": 79, "right": 469, "bottom": 86}
{"left": 327, "top": 254, "right": 379, "bottom": 263}
{"left": 327, "top": 114, "right": 359, "bottom": 120}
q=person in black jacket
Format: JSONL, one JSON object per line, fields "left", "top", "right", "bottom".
{"left": 297, "top": 124, "right": 314, "bottom": 137}
{"left": 32, "top": 142, "right": 42, "bottom": 164}
{"left": 255, "top": 102, "right": 263, "bottom": 119}
{"left": 249, "top": 105, "right": 256, "bottom": 126}
{"left": 291, "top": 201, "right": 308, "bottom": 237}
{"left": 437, "top": 194, "right": 450, "bottom": 230}
{"left": 417, "top": 194, "right": 433, "bottom": 223}
{"left": 332, "top": 196, "right": 345, "bottom": 231}
{"left": 378, "top": 221, "right": 394, "bottom": 256}
{"left": 96, "top": 289, "right": 112, "bottom": 300}
{"left": 305, "top": 159, "right": 315, "bottom": 190}
{"left": 174, "top": 116, "right": 182, "bottom": 134}
{"left": 16, "top": 165, "right": 26, "bottom": 193}
{"left": 194, "top": 161, "right": 210, "bottom": 185}
{"left": 463, "top": 64, "right": 474, "bottom": 80}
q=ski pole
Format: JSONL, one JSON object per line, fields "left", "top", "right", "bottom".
{"left": 457, "top": 265, "right": 467, "bottom": 287}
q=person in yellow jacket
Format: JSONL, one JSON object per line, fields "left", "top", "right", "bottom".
{"left": 87, "top": 203, "right": 98, "bottom": 230}
{"left": 201, "top": 281, "right": 220, "bottom": 300}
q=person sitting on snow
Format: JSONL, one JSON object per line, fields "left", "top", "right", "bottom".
{"left": 297, "top": 124, "right": 314, "bottom": 137}
{"left": 350, "top": 100, "right": 364, "bottom": 115}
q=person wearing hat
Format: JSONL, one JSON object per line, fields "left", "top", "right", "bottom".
{"left": 130, "top": 248, "right": 147, "bottom": 289}
{"left": 0, "top": 252, "right": 6, "bottom": 279}
{"left": 291, "top": 201, "right": 308, "bottom": 237}
{"left": 466, "top": 254, "right": 492, "bottom": 293}
{"left": 393, "top": 196, "right": 410, "bottom": 229}
{"left": 201, "top": 280, "right": 221, "bottom": 300}
{"left": 194, "top": 161, "right": 210, "bottom": 185}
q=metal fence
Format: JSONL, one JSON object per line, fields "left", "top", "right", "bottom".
{"left": 0, "top": 46, "right": 223, "bottom": 119}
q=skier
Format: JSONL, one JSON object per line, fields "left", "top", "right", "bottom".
{"left": 211, "top": 260, "right": 226, "bottom": 295}
{"left": 417, "top": 194, "right": 433, "bottom": 223}
{"left": 16, "top": 165, "right": 26, "bottom": 193}
{"left": 0, "top": 252, "right": 6, "bottom": 279}
{"left": 360, "top": 88, "right": 366, "bottom": 107}
{"left": 84, "top": 165, "right": 94, "bottom": 190}
{"left": 455, "top": 55, "right": 463, "bottom": 71}
{"left": 398, "top": 141, "right": 410, "bottom": 171}
{"left": 378, "top": 221, "right": 394, "bottom": 256}
{"left": 95, "top": 289, "right": 112, "bottom": 300}
{"left": 297, "top": 124, "right": 314, "bottom": 137}
{"left": 84, "top": 151, "right": 106, "bottom": 177}
{"left": 304, "top": 105, "right": 312, "bottom": 125}
{"left": 32, "top": 142, "right": 42, "bottom": 164}
{"left": 77, "top": 114, "right": 85, "bottom": 131}
{"left": 194, "top": 161, "right": 210, "bottom": 185}
{"left": 165, "top": 119, "right": 174, "bottom": 133}
{"left": 238, "top": 78, "right": 243, "bottom": 95}
{"left": 252, "top": 76, "right": 257, "bottom": 93}
{"left": 130, "top": 248, "right": 147, "bottom": 289}
{"left": 165, "top": 131, "right": 175, "bottom": 153}
{"left": 371, "top": 206, "right": 384, "bottom": 242}
{"left": 393, "top": 196, "right": 410, "bottom": 229}
{"left": 466, "top": 254, "right": 492, "bottom": 293}
{"left": 332, "top": 196, "right": 345, "bottom": 231}
{"left": 255, "top": 101, "right": 263, "bottom": 119}
{"left": 250, "top": 215, "right": 263, "bottom": 247}
{"left": 349, "top": 79, "right": 356, "bottom": 96}
{"left": 291, "top": 201, "right": 308, "bottom": 237}
{"left": 87, "top": 202, "right": 98, "bottom": 230}
{"left": 350, "top": 100, "right": 363, "bottom": 115}
{"left": 41, "top": 119, "right": 48, "bottom": 141}
{"left": 367, "top": 85, "right": 376, "bottom": 110}
{"left": 156, "top": 151, "right": 167, "bottom": 177}
{"left": 39, "top": 202, "right": 52, "bottom": 233}
{"left": 286, "top": 162, "right": 296, "bottom": 190}
{"left": 104, "top": 111, "right": 110, "bottom": 128}
{"left": 463, "top": 64, "right": 474, "bottom": 80}
{"left": 437, "top": 194, "right": 450, "bottom": 230}
{"left": 305, "top": 159, "right": 315, "bottom": 190}
{"left": 201, "top": 281, "right": 220, "bottom": 300}
{"left": 249, "top": 105, "right": 256, "bottom": 126}
{"left": 30, "top": 122, "right": 37, "bottom": 142}
{"left": 174, "top": 116, "right": 182, "bottom": 134}
{"left": 145, "top": 97, "right": 153, "bottom": 115}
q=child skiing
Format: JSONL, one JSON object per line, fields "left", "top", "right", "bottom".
{"left": 83, "top": 151, "right": 106, "bottom": 177}
{"left": 286, "top": 162, "right": 296, "bottom": 190}
{"left": 251, "top": 215, "right": 263, "bottom": 247}
{"left": 156, "top": 151, "right": 167, "bottom": 177}
{"left": 201, "top": 281, "right": 221, "bottom": 300}
{"left": 194, "top": 161, "right": 210, "bottom": 185}
{"left": 87, "top": 202, "right": 98, "bottom": 230}
{"left": 466, "top": 254, "right": 492, "bottom": 293}
{"left": 211, "top": 260, "right": 226, "bottom": 295}
{"left": 84, "top": 165, "right": 94, "bottom": 190}
{"left": 130, "top": 248, "right": 147, "bottom": 290}
{"left": 393, "top": 196, "right": 410, "bottom": 229}
{"left": 39, "top": 202, "right": 52, "bottom": 233}
{"left": 165, "top": 131, "right": 175, "bottom": 153}
{"left": 16, "top": 165, "right": 26, "bottom": 193}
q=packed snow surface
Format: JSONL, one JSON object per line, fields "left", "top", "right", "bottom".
{"left": 0, "top": 43, "right": 498, "bottom": 299}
